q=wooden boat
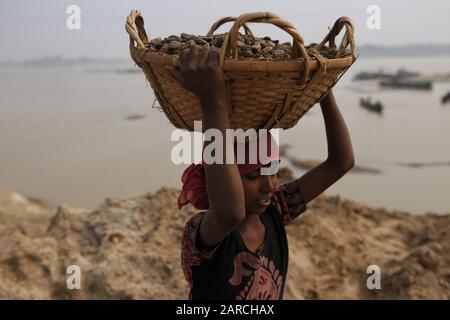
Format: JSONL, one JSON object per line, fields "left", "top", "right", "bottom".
{"left": 442, "top": 92, "right": 450, "bottom": 104}
{"left": 359, "top": 97, "right": 383, "bottom": 113}
{"left": 395, "top": 68, "right": 420, "bottom": 78}
{"left": 353, "top": 70, "right": 393, "bottom": 81}
{"left": 379, "top": 78, "right": 432, "bottom": 90}
{"left": 353, "top": 68, "right": 420, "bottom": 82}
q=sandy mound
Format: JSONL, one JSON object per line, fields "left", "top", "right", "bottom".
{"left": 0, "top": 174, "right": 449, "bottom": 299}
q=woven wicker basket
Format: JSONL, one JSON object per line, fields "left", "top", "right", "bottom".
{"left": 125, "top": 11, "right": 356, "bottom": 131}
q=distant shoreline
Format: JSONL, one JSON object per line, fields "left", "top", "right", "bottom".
{"left": 356, "top": 44, "right": 450, "bottom": 58}
{"left": 2, "top": 44, "right": 450, "bottom": 67}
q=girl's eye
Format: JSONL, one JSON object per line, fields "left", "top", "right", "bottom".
{"left": 246, "top": 173, "right": 259, "bottom": 180}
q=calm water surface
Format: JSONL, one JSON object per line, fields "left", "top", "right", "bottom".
{"left": 0, "top": 56, "right": 449, "bottom": 213}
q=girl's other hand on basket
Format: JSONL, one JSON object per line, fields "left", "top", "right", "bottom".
{"left": 165, "top": 44, "right": 229, "bottom": 107}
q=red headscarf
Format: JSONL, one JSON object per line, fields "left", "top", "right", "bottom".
{"left": 177, "top": 131, "right": 280, "bottom": 210}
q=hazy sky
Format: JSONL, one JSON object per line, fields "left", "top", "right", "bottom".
{"left": 0, "top": 0, "right": 449, "bottom": 61}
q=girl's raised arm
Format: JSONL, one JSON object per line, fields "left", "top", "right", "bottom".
{"left": 166, "top": 45, "right": 245, "bottom": 247}
{"left": 282, "top": 89, "right": 355, "bottom": 215}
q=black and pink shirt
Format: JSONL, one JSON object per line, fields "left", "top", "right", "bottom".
{"left": 181, "top": 186, "right": 307, "bottom": 300}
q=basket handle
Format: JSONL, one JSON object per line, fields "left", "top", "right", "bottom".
{"left": 125, "top": 10, "right": 148, "bottom": 50}
{"left": 219, "top": 12, "right": 310, "bottom": 84}
{"left": 319, "top": 17, "right": 356, "bottom": 58}
{"left": 206, "top": 16, "right": 254, "bottom": 37}
{"left": 125, "top": 12, "right": 254, "bottom": 49}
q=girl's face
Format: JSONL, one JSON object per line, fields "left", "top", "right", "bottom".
{"left": 241, "top": 162, "right": 280, "bottom": 215}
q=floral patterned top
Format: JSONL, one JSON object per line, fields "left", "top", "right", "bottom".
{"left": 181, "top": 183, "right": 307, "bottom": 300}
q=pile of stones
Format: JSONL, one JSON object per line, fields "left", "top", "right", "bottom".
{"left": 147, "top": 32, "right": 350, "bottom": 61}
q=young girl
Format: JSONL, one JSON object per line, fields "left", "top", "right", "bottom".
{"left": 166, "top": 44, "right": 355, "bottom": 300}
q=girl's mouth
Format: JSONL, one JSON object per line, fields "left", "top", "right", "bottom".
{"left": 257, "top": 196, "right": 271, "bottom": 207}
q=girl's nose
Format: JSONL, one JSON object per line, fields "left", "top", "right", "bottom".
{"left": 261, "top": 175, "right": 277, "bottom": 193}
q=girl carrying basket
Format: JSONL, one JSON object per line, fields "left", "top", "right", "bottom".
{"left": 166, "top": 43, "right": 355, "bottom": 300}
